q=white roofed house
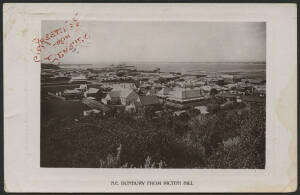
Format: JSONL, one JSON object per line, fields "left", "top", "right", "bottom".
{"left": 194, "top": 105, "right": 209, "bottom": 115}
{"left": 68, "top": 75, "right": 87, "bottom": 84}
{"left": 119, "top": 89, "right": 139, "bottom": 106}
{"left": 167, "top": 87, "right": 206, "bottom": 104}
{"left": 102, "top": 90, "right": 121, "bottom": 105}
{"left": 125, "top": 103, "right": 136, "bottom": 113}
{"left": 102, "top": 83, "right": 137, "bottom": 90}
{"left": 79, "top": 84, "right": 88, "bottom": 91}
{"left": 84, "top": 88, "right": 104, "bottom": 100}
{"left": 102, "top": 88, "right": 139, "bottom": 106}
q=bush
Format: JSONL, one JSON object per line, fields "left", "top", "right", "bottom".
{"left": 207, "top": 104, "right": 221, "bottom": 114}
{"left": 41, "top": 102, "right": 265, "bottom": 168}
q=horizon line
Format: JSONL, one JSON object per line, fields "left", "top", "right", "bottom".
{"left": 44, "top": 61, "right": 266, "bottom": 66}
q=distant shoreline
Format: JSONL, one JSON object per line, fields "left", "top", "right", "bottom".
{"left": 43, "top": 62, "right": 266, "bottom": 73}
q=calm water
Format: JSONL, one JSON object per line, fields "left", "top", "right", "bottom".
{"left": 59, "top": 62, "right": 266, "bottom": 73}
{"left": 124, "top": 62, "right": 266, "bottom": 73}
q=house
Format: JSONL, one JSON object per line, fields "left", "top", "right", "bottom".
{"left": 154, "top": 111, "right": 163, "bottom": 117}
{"left": 41, "top": 72, "right": 54, "bottom": 82}
{"left": 87, "top": 73, "right": 98, "bottom": 80}
{"left": 83, "top": 109, "right": 101, "bottom": 117}
{"left": 220, "top": 74, "right": 234, "bottom": 83}
{"left": 241, "top": 95, "right": 265, "bottom": 103}
{"left": 193, "top": 81, "right": 206, "bottom": 87}
{"left": 102, "top": 90, "right": 122, "bottom": 105}
{"left": 79, "top": 84, "right": 88, "bottom": 91}
{"left": 134, "top": 96, "right": 162, "bottom": 115}
{"left": 102, "top": 88, "right": 139, "bottom": 106}
{"left": 102, "top": 83, "right": 137, "bottom": 90}
{"left": 236, "top": 96, "right": 243, "bottom": 103}
{"left": 253, "top": 85, "right": 266, "bottom": 97}
{"left": 220, "top": 99, "right": 235, "bottom": 108}
{"left": 69, "top": 75, "right": 87, "bottom": 84}
{"left": 139, "top": 83, "right": 152, "bottom": 90}
{"left": 223, "top": 136, "right": 240, "bottom": 148}
{"left": 84, "top": 88, "right": 103, "bottom": 100}
{"left": 194, "top": 105, "right": 209, "bottom": 115}
{"left": 173, "top": 110, "right": 187, "bottom": 117}
{"left": 224, "top": 83, "right": 237, "bottom": 89}
{"left": 137, "top": 95, "right": 160, "bottom": 106}
{"left": 247, "top": 78, "right": 265, "bottom": 84}
{"left": 50, "top": 74, "right": 69, "bottom": 82}
{"left": 157, "top": 87, "right": 172, "bottom": 97}
{"left": 216, "top": 92, "right": 237, "bottom": 101}
{"left": 200, "top": 85, "right": 212, "bottom": 92}
{"left": 146, "top": 89, "right": 156, "bottom": 96}
{"left": 82, "top": 98, "right": 111, "bottom": 115}
{"left": 119, "top": 89, "right": 139, "bottom": 105}
{"left": 63, "top": 89, "right": 83, "bottom": 100}
{"left": 167, "top": 87, "right": 205, "bottom": 103}
{"left": 125, "top": 103, "right": 136, "bottom": 113}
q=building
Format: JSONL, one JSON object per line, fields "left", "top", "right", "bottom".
{"left": 63, "top": 89, "right": 83, "bottom": 100}
{"left": 125, "top": 103, "right": 136, "bottom": 113}
{"left": 173, "top": 110, "right": 188, "bottom": 117}
{"left": 247, "top": 78, "right": 265, "bottom": 84}
{"left": 82, "top": 98, "right": 111, "bottom": 115}
{"left": 241, "top": 95, "right": 265, "bottom": 103}
{"left": 136, "top": 95, "right": 161, "bottom": 107}
{"left": 84, "top": 88, "right": 103, "bottom": 100}
{"left": 102, "top": 90, "right": 122, "bottom": 105}
{"left": 78, "top": 84, "right": 88, "bottom": 91}
{"left": 102, "top": 88, "right": 139, "bottom": 106}
{"left": 69, "top": 75, "right": 87, "bottom": 84}
{"left": 219, "top": 74, "right": 234, "bottom": 83}
{"left": 102, "top": 82, "right": 136, "bottom": 90}
{"left": 87, "top": 73, "right": 98, "bottom": 80}
{"left": 83, "top": 109, "right": 101, "bottom": 117}
{"left": 146, "top": 89, "right": 156, "bottom": 96}
{"left": 216, "top": 92, "right": 237, "bottom": 101}
{"left": 156, "top": 87, "right": 172, "bottom": 98}
{"left": 194, "top": 105, "right": 209, "bottom": 115}
{"left": 254, "top": 85, "right": 266, "bottom": 97}
{"left": 167, "top": 87, "right": 205, "bottom": 103}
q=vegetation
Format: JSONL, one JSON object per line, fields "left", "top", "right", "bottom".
{"left": 41, "top": 101, "right": 265, "bottom": 169}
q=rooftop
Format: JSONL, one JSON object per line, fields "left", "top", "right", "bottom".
{"left": 82, "top": 99, "right": 110, "bottom": 112}
{"left": 86, "top": 88, "right": 100, "bottom": 94}
{"left": 64, "top": 89, "right": 81, "bottom": 94}
{"left": 138, "top": 96, "right": 160, "bottom": 106}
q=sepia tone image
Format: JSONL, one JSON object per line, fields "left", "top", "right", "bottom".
{"left": 40, "top": 21, "right": 266, "bottom": 168}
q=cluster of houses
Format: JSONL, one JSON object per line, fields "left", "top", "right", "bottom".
{"left": 41, "top": 68, "right": 97, "bottom": 83}
{"left": 52, "top": 84, "right": 103, "bottom": 100}
{"left": 43, "top": 64, "right": 266, "bottom": 119}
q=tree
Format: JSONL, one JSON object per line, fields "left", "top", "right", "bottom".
{"left": 206, "top": 105, "right": 265, "bottom": 168}
{"left": 207, "top": 103, "right": 221, "bottom": 114}
{"left": 210, "top": 88, "right": 219, "bottom": 97}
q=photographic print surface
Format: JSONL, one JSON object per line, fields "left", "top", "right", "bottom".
{"left": 40, "top": 21, "right": 266, "bottom": 168}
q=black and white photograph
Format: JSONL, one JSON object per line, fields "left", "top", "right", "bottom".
{"left": 40, "top": 21, "right": 266, "bottom": 169}
{"left": 4, "top": 3, "right": 297, "bottom": 192}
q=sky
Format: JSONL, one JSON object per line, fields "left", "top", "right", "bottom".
{"left": 41, "top": 21, "right": 266, "bottom": 65}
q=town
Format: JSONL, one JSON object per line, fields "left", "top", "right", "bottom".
{"left": 41, "top": 62, "right": 266, "bottom": 168}
{"left": 42, "top": 63, "right": 265, "bottom": 118}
